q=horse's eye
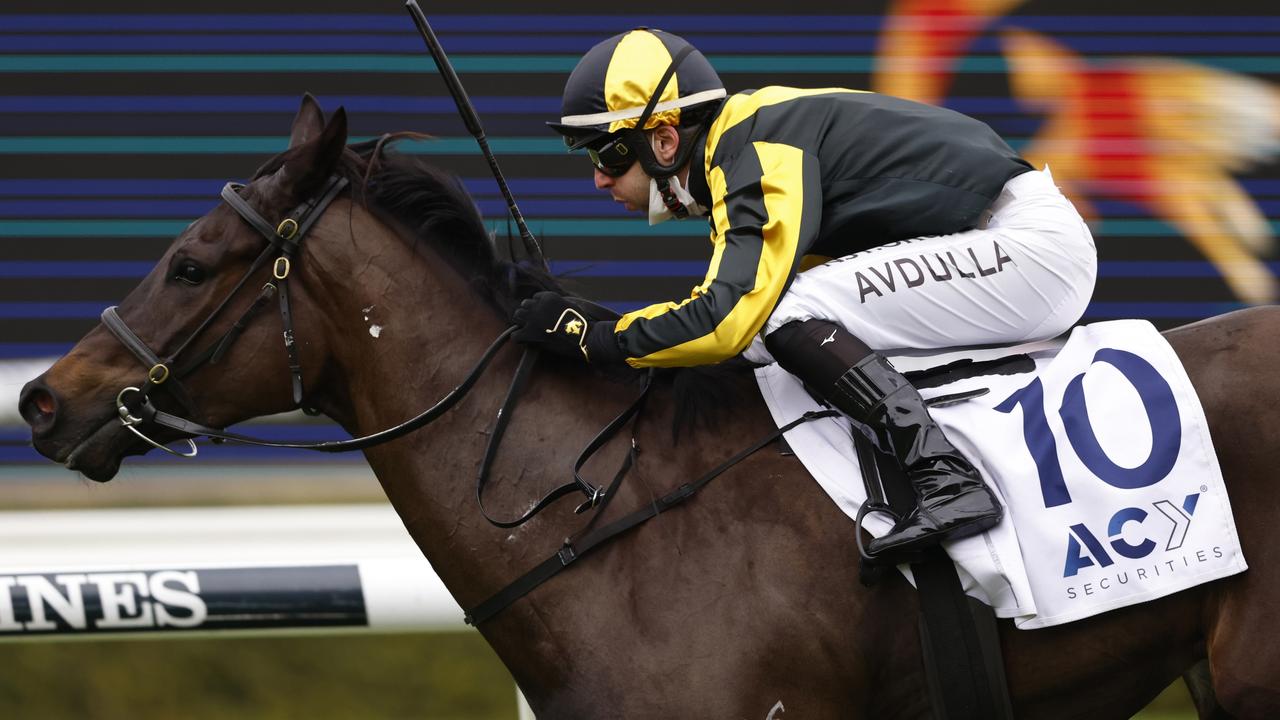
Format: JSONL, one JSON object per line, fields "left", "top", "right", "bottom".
{"left": 173, "top": 261, "right": 206, "bottom": 286}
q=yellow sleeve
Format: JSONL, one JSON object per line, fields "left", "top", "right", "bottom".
{"left": 611, "top": 141, "right": 822, "bottom": 368}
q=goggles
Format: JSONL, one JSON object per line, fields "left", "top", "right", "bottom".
{"left": 584, "top": 134, "right": 637, "bottom": 177}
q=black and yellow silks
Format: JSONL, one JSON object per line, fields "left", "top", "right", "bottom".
{"left": 599, "top": 87, "right": 1033, "bottom": 369}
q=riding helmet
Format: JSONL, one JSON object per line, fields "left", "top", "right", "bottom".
{"left": 547, "top": 28, "right": 727, "bottom": 151}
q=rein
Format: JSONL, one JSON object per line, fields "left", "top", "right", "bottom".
{"left": 97, "top": 170, "right": 840, "bottom": 626}
{"left": 102, "top": 174, "right": 609, "bottom": 524}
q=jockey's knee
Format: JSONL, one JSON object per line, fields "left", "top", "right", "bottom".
{"left": 764, "top": 319, "right": 872, "bottom": 387}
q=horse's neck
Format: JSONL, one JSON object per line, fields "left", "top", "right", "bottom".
{"left": 305, "top": 229, "right": 651, "bottom": 610}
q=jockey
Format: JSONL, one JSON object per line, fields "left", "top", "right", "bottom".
{"left": 513, "top": 28, "right": 1097, "bottom": 559}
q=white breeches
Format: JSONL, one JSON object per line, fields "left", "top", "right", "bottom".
{"left": 743, "top": 166, "right": 1097, "bottom": 362}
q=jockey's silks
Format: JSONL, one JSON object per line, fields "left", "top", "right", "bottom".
{"left": 610, "top": 88, "right": 1032, "bottom": 368}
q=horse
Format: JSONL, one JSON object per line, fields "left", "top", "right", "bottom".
{"left": 17, "top": 96, "right": 1280, "bottom": 718}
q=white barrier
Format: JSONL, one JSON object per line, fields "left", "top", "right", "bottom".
{"left": 0, "top": 504, "right": 464, "bottom": 640}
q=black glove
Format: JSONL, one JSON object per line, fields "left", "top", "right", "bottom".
{"left": 512, "top": 291, "right": 625, "bottom": 364}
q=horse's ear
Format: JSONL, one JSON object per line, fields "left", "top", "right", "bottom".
{"left": 289, "top": 93, "right": 326, "bottom": 149}
{"left": 279, "top": 106, "right": 348, "bottom": 197}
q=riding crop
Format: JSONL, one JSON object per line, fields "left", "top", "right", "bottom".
{"left": 404, "top": 0, "right": 549, "bottom": 271}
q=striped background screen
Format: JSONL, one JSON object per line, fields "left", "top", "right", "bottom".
{"left": 3, "top": 0, "right": 1278, "bottom": 462}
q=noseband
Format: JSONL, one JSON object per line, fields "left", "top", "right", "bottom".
{"left": 103, "top": 174, "right": 350, "bottom": 456}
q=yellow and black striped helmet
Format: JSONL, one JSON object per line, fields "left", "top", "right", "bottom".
{"left": 548, "top": 28, "right": 726, "bottom": 150}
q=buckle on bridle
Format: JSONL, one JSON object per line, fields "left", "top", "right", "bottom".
{"left": 147, "top": 363, "right": 170, "bottom": 385}
{"left": 276, "top": 218, "right": 299, "bottom": 240}
{"left": 273, "top": 257, "right": 291, "bottom": 280}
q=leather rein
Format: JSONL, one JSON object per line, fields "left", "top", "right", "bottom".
{"left": 101, "top": 175, "right": 606, "bottom": 527}
{"left": 98, "top": 175, "right": 836, "bottom": 624}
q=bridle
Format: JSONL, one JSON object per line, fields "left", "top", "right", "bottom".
{"left": 95, "top": 171, "right": 837, "bottom": 626}
{"left": 103, "top": 175, "right": 350, "bottom": 456}
{"left": 100, "top": 173, "right": 612, "bottom": 527}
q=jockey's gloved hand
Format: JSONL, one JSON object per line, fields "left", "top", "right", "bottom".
{"left": 512, "top": 291, "right": 625, "bottom": 365}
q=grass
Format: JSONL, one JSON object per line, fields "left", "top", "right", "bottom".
{"left": 0, "top": 631, "right": 516, "bottom": 720}
{"left": 0, "top": 629, "right": 1203, "bottom": 719}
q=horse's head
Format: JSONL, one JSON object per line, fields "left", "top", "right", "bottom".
{"left": 19, "top": 95, "right": 356, "bottom": 481}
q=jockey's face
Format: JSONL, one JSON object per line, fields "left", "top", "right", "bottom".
{"left": 592, "top": 125, "right": 681, "bottom": 215}
{"left": 594, "top": 157, "right": 650, "bottom": 213}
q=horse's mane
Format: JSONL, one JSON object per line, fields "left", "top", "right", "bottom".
{"left": 271, "top": 133, "right": 751, "bottom": 441}
{"left": 345, "top": 135, "right": 565, "bottom": 317}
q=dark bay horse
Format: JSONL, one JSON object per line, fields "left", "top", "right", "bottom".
{"left": 17, "top": 97, "right": 1280, "bottom": 718}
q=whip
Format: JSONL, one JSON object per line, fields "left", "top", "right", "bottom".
{"left": 404, "top": 0, "right": 549, "bottom": 270}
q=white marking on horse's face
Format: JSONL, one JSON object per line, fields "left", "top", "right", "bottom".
{"left": 765, "top": 700, "right": 785, "bottom": 720}
{"left": 369, "top": 325, "right": 383, "bottom": 339}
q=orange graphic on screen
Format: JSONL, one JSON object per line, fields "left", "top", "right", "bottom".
{"left": 1001, "top": 29, "right": 1280, "bottom": 304}
{"left": 874, "top": 0, "right": 1025, "bottom": 104}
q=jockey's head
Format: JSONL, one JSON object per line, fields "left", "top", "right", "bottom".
{"left": 547, "top": 28, "right": 726, "bottom": 221}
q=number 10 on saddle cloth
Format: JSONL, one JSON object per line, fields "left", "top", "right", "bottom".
{"left": 755, "top": 319, "right": 1248, "bottom": 629}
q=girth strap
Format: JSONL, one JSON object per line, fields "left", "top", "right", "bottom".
{"left": 856, "top": 432, "right": 1015, "bottom": 720}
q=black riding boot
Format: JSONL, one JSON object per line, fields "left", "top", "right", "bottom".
{"left": 765, "top": 320, "right": 1003, "bottom": 558}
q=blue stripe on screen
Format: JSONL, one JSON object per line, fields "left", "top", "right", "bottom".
{"left": 8, "top": 33, "right": 1279, "bottom": 55}
{"left": 0, "top": 343, "right": 72, "bottom": 358}
{"left": 0, "top": 55, "right": 577, "bottom": 73}
{"left": 0, "top": 200, "right": 218, "bottom": 217}
{"left": 0, "top": 136, "right": 566, "bottom": 154}
{"left": 0, "top": 302, "right": 110, "bottom": 318}
{"left": 5, "top": 15, "right": 1280, "bottom": 33}
{"left": 0, "top": 262, "right": 154, "bottom": 278}
{"left": 2, "top": 35, "right": 873, "bottom": 54}
{"left": 1, "top": 95, "right": 562, "bottom": 114}
{"left": 0, "top": 15, "right": 889, "bottom": 32}
{"left": 5, "top": 55, "right": 1280, "bottom": 74}
{"left": 0, "top": 199, "right": 634, "bottom": 218}
{"left": 0, "top": 179, "right": 600, "bottom": 197}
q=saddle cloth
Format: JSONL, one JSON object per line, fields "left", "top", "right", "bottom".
{"left": 755, "top": 319, "right": 1248, "bottom": 628}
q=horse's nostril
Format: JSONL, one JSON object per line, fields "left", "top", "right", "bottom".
{"left": 33, "top": 390, "right": 55, "bottom": 416}
{"left": 18, "top": 382, "right": 58, "bottom": 431}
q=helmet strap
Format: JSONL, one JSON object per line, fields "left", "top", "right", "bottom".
{"left": 625, "top": 45, "right": 704, "bottom": 180}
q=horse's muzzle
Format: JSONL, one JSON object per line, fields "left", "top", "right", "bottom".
{"left": 19, "top": 377, "right": 59, "bottom": 438}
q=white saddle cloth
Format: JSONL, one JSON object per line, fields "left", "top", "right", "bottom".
{"left": 755, "top": 319, "right": 1248, "bottom": 629}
